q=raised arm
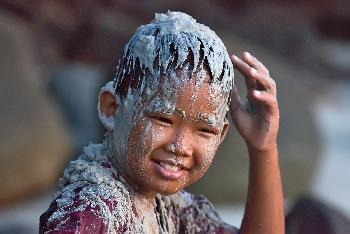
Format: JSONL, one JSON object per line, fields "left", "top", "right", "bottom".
{"left": 230, "top": 52, "right": 284, "bottom": 234}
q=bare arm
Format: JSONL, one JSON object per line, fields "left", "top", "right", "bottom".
{"left": 230, "top": 52, "right": 284, "bottom": 234}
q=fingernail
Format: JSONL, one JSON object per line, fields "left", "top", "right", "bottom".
{"left": 254, "top": 90, "right": 261, "bottom": 96}
{"left": 232, "top": 55, "right": 239, "bottom": 60}
{"left": 251, "top": 68, "right": 257, "bottom": 74}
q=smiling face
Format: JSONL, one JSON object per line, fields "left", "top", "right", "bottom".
{"left": 107, "top": 71, "right": 229, "bottom": 198}
{"left": 97, "top": 11, "right": 234, "bottom": 199}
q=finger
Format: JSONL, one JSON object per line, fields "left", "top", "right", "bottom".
{"left": 251, "top": 90, "right": 278, "bottom": 114}
{"left": 231, "top": 55, "right": 257, "bottom": 90}
{"left": 230, "top": 85, "right": 242, "bottom": 112}
{"left": 242, "top": 52, "right": 269, "bottom": 75}
{"left": 251, "top": 71, "right": 277, "bottom": 96}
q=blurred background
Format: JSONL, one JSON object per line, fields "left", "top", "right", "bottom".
{"left": 0, "top": 0, "right": 350, "bottom": 233}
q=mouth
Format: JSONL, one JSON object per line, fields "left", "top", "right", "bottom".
{"left": 152, "top": 159, "right": 188, "bottom": 180}
{"left": 158, "top": 161, "right": 183, "bottom": 171}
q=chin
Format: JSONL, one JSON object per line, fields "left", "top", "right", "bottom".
{"left": 153, "top": 183, "right": 185, "bottom": 196}
{"left": 158, "top": 189, "right": 179, "bottom": 196}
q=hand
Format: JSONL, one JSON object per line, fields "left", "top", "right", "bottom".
{"left": 230, "top": 52, "right": 279, "bottom": 153}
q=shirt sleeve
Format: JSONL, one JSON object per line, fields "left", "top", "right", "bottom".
{"left": 178, "top": 192, "right": 239, "bottom": 234}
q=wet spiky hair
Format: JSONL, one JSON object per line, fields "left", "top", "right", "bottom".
{"left": 112, "top": 11, "right": 234, "bottom": 99}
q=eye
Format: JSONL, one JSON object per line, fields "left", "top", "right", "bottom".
{"left": 199, "top": 128, "right": 218, "bottom": 136}
{"left": 150, "top": 115, "right": 173, "bottom": 125}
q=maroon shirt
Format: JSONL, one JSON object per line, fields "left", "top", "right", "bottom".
{"left": 40, "top": 144, "right": 238, "bottom": 233}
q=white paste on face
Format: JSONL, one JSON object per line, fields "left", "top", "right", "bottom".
{"left": 99, "top": 10, "right": 234, "bottom": 170}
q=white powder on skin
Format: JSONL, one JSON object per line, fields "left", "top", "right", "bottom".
{"left": 47, "top": 144, "right": 235, "bottom": 233}
{"left": 46, "top": 11, "right": 236, "bottom": 233}
{"left": 100, "top": 11, "right": 233, "bottom": 163}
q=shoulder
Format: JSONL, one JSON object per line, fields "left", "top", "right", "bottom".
{"left": 40, "top": 144, "right": 137, "bottom": 233}
{"left": 164, "top": 191, "right": 239, "bottom": 234}
{"left": 40, "top": 183, "right": 109, "bottom": 233}
{"left": 40, "top": 181, "right": 139, "bottom": 233}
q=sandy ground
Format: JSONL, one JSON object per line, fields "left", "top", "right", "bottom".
{"left": 0, "top": 82, "right": 349, "bottom": 233}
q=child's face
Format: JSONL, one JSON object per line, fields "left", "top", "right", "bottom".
{"left": 112, "top": 72, "right": 229, "bottom": 198}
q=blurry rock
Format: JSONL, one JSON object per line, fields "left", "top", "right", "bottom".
{"left": 0, "top": 12, "right": 72, "bottom": 206}
{"left": 310, "top": 40, "right": 350, "bottom": 78}
{"left": 188, "top": 32, "right": 322, "bottom": 203}
{"left": 315, "top": 11, "right": 350, "bottom": 40}
{"left": 286, "top": 197, "right": 350, "bottom": 234}
{"left": 0, "top": 0, "right": 138, "bottom": 66}
{"left": 0, "top": 225, "right": 29, "bottom": 234}
{"left": 49, "top": 63, "right": 105, "bottom": 152}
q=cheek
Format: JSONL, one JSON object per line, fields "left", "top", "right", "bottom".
{"left": 194, "top": 136, "right": 221, "bottom": 175}
{"left": 128, "top": 119, "right": 166, "bottom": 159}
{"left": 124, "top": 120, "right": 155, "bottom": 180}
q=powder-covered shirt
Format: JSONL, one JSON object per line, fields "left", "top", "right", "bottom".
{"left": 39, "top": 144, "right": 238, "bottom": 233}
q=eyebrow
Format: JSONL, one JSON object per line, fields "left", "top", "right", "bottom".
{"left": 196, "top": 113, "right": 220, "bottom": 128}
{"left": 144, "top": 103, "right": 174, "bottom": 115}
{"left": 147, "top": 109, "right": 221, "bottom": 129}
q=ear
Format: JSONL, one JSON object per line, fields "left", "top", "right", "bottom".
{"left": 97, "top": 81, "right": 118, "bottom": 131}
{"left": 219, "top": 118, "right": 230, "bottom": 144}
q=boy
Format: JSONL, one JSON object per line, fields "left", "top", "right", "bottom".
{"left": 40, "top": 11, "right": 284, "bottom": 233}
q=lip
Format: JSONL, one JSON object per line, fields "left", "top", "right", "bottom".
{"left": 152, "top": 160, "right": 186, "bottom": 180}
{"left": 153, "top": 157, "right": 189, "bottom": 169}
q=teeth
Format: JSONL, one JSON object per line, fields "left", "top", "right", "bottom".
{"left": 159, "top": 162, "right": 181, "bottom": 171}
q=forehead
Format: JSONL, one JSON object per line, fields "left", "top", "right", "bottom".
{"left": 139, "top": 70, "right": 229, "bottom": 126}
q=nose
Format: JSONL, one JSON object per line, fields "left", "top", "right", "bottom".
{"left": 166, "top": 128, "right": 193, "bottom": 157}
